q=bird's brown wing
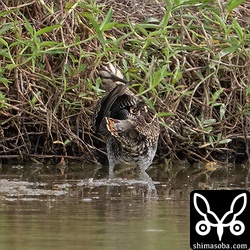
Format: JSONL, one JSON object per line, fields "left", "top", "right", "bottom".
{"left": 94, "top": 78, "right": 130, "bottom": 132}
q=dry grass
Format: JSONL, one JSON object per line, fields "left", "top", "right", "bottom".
{"left": 0, "top": 0, "right": 249, "bottom": 166}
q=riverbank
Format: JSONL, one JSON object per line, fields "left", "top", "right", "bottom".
{"left": 0, "top": 0, "right": 249, "bottom": 167}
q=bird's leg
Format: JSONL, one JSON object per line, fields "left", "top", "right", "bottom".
{"left": 106, "top": 156, "right": 116, "bottom": 197}
{"left": 107, "top": 156, "right": 115, "bottom": 179}
{"left": 139, "top": 169, "right": 157, "bottom": 198}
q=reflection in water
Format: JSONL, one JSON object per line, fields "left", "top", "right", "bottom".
{"left": 0, "top": 161, "right": 249, "bottom": 250}
{"left": 0, "top": 183, "right": 190, "bottom": 250}
{"left": 0, "top": 196, "right": 189, "bottom": 250}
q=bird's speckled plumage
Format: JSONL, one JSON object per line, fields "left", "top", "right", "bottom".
{"left": 93, "top": 64, "right": 160, "bottom": 178}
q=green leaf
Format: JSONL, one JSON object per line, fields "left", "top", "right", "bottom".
{"left": 204, "top": 126, "right": 213, "bottom": 133}
{"left": 0, "top": 9, "right": 17, "bottom": 18}
{"left": 6, "top": 64, "right": 17, "bottom": 70}
{"left": 30, "top": 91, "right": 41, "bottom": 106}
{"left": 247, "top": 84, "right": 250, "bottom": 95}
{"left": 83, "top": 13, "right": 106, "bottom": 49}
{"left": 214, "top": 46, "right": 239, "bottom": 60}
{"left": 35, "top": 24, "right": 61, "bottom": 36}
{"left": 212, "top": 12, "right": 226, "bottom": 31}
{"left": 64, "top": 139, "right": 71, "bottom": 146}
{"left": 227, "top": 0, "right": 245, "bottom": 13}
{"left": 42, "top": 48, "right": 65, "bottom": 54}
{"left": 0, "top": 77, "right": 11, "bottom": 84}
{"left": 232, "top": 19, "right": 244, "bottom": 41}
{"left": 0, "top": 50, "right": 10, "bottom": 59}
{"left": 21, "top": 14, "right": 36, "bottom": 35}
{"left": 174, "top": 0, "right": 212, "bottom": 5}
{"left": 218, "top": 138, "right": 232, "bottom": 144}
{"left": 0, "top": 91, "right": 6, "bottom": 108}
{"left": 158, "top": 112, "right": 173, "bottom": 117}
{"left": 172, "top": 70, "right": 182, "bottom": 85}
{"left": 136, "top": 25, "right": 149, "bottom": 36}
{"left": 209, "top": 135, "right": 215, "bottom": 146}
{"left": 203, "top": 119, "right": 216, "bottom": 126}
{"left": 153, "top": 65, "right": 168, "bottom": 86}
{"left": 78, "top": 63, "right": 87, "bottom": 72}
{"left": 220, "top": 103, "right": 226, "bottom": 121}
{"left": 0, "top": 23, "right": 13, "bottom": 35}
{"left": 40, "top": 41, "right": 63, "bottom": 47}
{"left": 100, "top": 7, "right": 112, "bottom": 31}
{"left": 0, "top": 37, "right": 8, "bottom": 47}
{"left": 210, "top": 88, "right": 224, "bottom": 105}
{"left": 101, "top": 22, "right": 118, "bottom": 32}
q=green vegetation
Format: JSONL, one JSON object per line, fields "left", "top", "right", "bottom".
{"left": 0, "top": 0, "right": 249, "bottom": 165}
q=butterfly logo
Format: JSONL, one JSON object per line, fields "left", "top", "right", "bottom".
{"left": 193, "top": 193, "right": 247, "bottom": 241}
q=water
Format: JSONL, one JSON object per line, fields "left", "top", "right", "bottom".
{"left": 0, "top": 197, "right": 189, "bottom": 250}
{"left": 0, "top": 162, "right": 249, "bottom": 250}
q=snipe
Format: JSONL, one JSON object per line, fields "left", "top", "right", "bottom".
{"left": 93, "top": 64, "right": 160, "bottom": 178}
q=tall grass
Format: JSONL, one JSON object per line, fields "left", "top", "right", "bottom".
{"left": 0, "top": 0, "right": 249, "bottom": 165}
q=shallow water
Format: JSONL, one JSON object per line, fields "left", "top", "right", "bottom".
{"left": 0, "top": 162, "right": 249, "bottom": 250}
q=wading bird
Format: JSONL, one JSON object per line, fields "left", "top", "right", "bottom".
{"left": 93, "top": 64, "right": 160, "bottom": 181}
